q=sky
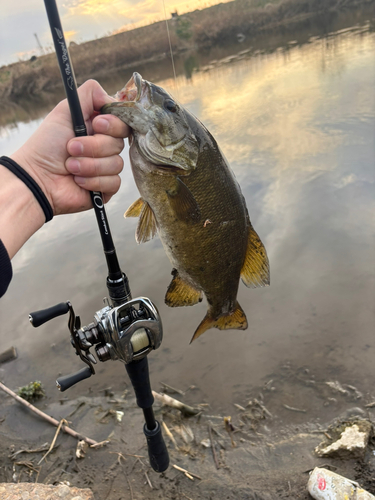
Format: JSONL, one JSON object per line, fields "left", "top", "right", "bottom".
{"left": 0, "top": 0, "right": 219, "bottom": 67}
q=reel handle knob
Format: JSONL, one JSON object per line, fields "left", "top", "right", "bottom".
{"left": 56, "top": 366, "right": 92, "bottom": 391}
{"left": 29, "top": 302, "right": 70, "bottom": 327}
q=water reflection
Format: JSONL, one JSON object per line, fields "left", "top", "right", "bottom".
{"left": 0, "top": 18, "right": 374, "bottom": 417}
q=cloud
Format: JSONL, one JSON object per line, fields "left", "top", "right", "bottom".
{"left": 66, "top": 0, "right": 127, "bottom": 16}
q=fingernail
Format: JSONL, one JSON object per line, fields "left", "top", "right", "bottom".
{"left": 69, "top": 141, "right": 84, "bottom": 156}
{"left": 74, "top": 176, "right": 86, "bottom": 186}
{"left": 95, "top": 117, "right": 110, "bottom": 132}
{"left": 67, "top": 159, "right": 80, "bottom": 174}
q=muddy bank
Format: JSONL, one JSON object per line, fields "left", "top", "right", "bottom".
{"left": 1, "top": 371, "right": 375, "bottom": 499}
{"left": 0, "top": 0, "right": 374, "bottom": 103}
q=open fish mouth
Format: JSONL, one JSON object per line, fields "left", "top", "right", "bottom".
{"left": 101, "top": 72, "right": 146, "bottom": 112}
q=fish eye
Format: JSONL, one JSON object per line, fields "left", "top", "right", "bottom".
{"left": 164, "top": 99, "right": 177, "bottom": 113}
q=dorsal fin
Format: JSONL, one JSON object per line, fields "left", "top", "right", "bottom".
{"left": 190, "top": 301, "right": 248, "bottom": 343}
{"left": 166, "top": 178, "right": 201, "bottom": 223}
{"left": 165, "top": 269, "right": 203, "bottom": 307}
{"left": 241, "top": 227, "right": 270, "bottom": 288}
{"left": 135, "top": 201, "right": 157, "bottom": 244}
{"left": 124, "top": 197, "right": 144, "bottom": 218}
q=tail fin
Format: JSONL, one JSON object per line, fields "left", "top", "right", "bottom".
{"left": 190, "top": 301, "right": 248, "bottom": 343}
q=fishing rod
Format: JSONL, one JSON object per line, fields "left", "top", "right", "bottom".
{"left": 28, "top": 0, "right": 169, "bottom": 473}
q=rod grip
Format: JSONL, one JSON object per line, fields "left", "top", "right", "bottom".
{"left": 56, "top": 366, "right": 92, "bottom": 391}
{"left": 29, "top": 302, "right": 70, "bottom": 327}
{"left": 125, "top": 357, "right": 154, "bottom": 408}
{"left": 144, "top": 421, "right": 169, "bottom": 472}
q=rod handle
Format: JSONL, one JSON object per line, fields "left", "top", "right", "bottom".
{"left": 56, "top": 366, "right": 92, "bottom": 391}
{"left": 144, "top": 421, "right": 169, "bottom": 473}
{"left": 125, "top": 357, "right": 154, "bottom": 408}
{"left": 29, "top": 302, "right": 70, "bottom": 327}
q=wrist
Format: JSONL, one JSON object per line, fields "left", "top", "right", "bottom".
{"left": 0, "top": 163, "right": 46, "bottom": 259}
{"left": 10, "top": 149, "right": 54, "bottom": 210}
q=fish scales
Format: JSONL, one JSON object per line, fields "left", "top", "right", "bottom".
{"left": 135, "top": 125, "right": 248, "bottom": 316}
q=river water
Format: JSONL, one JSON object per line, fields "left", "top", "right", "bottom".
{"left": 0, "top": 11, "right": 374, "bottom": 428}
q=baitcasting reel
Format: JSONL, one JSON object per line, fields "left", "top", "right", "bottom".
{"left": 29, "top": 295, "right": 169, "bottom": 473}
{"left": 29, "top": 297, "right": 162, "bottom": 391}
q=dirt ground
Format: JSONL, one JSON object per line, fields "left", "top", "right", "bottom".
{"left": 1, "top": 369, "right": 375, "bottom": 500}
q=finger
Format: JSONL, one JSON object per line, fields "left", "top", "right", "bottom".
{"left": 66, "top": 155, "right": 124, "bottom": 177}
{"left": 74, "top": 174, "right": 122, "bottom": 195}
{"left": 93, "top": 114, "right": 130, "bottom": 139}
{"left": 77, "top": 79, "right": 116, "bottom": 119}
{"left": 67, "top": 134, "right": 124, "bottom": 158}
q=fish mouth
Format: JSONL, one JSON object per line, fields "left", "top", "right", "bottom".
{"left": 101, "top": 72, "right": 146, "bottom": 113}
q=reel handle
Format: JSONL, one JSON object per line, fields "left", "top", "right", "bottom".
{"left": 56, "top": 366, "right": 93, "bottom": 391}
{"left": 29, "top": 302, "right": 70, "bottom": 327}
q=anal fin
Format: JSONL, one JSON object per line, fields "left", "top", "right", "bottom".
{"left": 241, "top": 227, "right": 270, "bottom": 288}
{"left": 165, "top": 269, "right": 203, "bottom": 307}
{"left": 190, "top": 301, "right": 248, "bottom": 343}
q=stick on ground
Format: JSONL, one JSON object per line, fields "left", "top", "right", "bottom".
{"left": 173, "top": 464, "right": 202, "bottom": 480}
{"left": 38, "top": 418, "right": 65, "bottom": 465}
{"left": 0, "top": 381, "right": 98, "bottom": 446}
{"left": 152, "top": 391, "right": 199, "bottom": 416}
{"left": 208, "top": 423, "right": 220, "bottom": 469}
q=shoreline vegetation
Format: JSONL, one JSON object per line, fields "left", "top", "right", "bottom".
{"left": 0, "top": 0, "right": 374, "bottom": 105}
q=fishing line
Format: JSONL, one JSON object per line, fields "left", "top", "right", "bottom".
{"left": 162, "top": 0, "right": 178, "bottom": 92}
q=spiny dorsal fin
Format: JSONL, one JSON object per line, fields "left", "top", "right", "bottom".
{"left": 241, "top": 227, "right": 270, "bottom": 288}
{"left": 190, "top": 301, "right": 248, "bottom": 343}
{"left": 165, "top": 269, "right": 203, "bottom": 307}
{"left": 124, "top": 197, "right": 144, "bottom": 218}
{"left": 166, "top": 178, "right": 201, "bottom": 223}
{"left": 135, "top": 201, "right": 157, "bottom": 244}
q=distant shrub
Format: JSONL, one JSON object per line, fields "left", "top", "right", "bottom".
{"left": 176, "top": 17, "right": 193, "bottom": 41}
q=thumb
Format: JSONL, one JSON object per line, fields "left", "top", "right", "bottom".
{"left": 77, "top": 79, "right": 115, "bottom": 118}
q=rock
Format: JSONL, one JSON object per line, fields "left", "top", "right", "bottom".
{"left": 0, "top": 483, "right": 94, "bottom": 500}
{"left": 315, "top": 420, "right": 372, "bottom": 458}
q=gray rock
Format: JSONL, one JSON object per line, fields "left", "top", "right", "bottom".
{"left": 315, "top": 420, "right": 372, "bottom": 458}
{"left": 0, "top": 483, "right": 94, "bottom": 500}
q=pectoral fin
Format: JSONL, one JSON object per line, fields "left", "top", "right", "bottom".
{"left": 165, "top": 269, "right": 203, "bottom": 307}
{"left": 241, "top": 227, "right": 270, "bottom": 288}
{"left": 166, "top": 178, "right": 201, "bottom": 223}
{"left": 190, "top": 301, "right": 248, "bottom": 343}
{"left": 124, "top": 198, "right": 144, "bottom": 218}
{"left": 135, "top": 201, "right": 157, "bottom": 244}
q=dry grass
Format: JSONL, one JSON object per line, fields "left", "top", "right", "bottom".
{"left": 0, "top": 0, "right": 372, "bottom": 102}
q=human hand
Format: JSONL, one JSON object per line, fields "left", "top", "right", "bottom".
{"left": 11, "top": 79, "right": 130, "bottom": 216}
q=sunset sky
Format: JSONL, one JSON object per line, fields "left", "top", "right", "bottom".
{"left": 0, "top": 0, "right": 221, "bottom": 66}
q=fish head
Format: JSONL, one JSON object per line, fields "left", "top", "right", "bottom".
{"left": 101, "top": 72, "right": 198, "bottom": 174}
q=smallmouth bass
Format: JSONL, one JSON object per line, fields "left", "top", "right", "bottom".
{"left": 102, "top": 72, "right": 269, "bottom": 342}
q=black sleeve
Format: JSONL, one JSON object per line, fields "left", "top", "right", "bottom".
{"left": 0, "top": 239, "right": 12, "bottom": 298}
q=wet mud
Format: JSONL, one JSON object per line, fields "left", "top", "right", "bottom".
{"left": 1, "top": 363, "right": 375, "bottom": 499}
